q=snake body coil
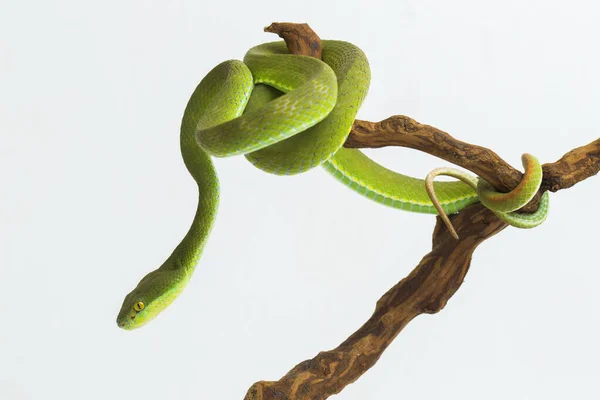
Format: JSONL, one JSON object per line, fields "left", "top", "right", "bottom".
{"left": 117, "top": 40, "right": 549, "bottom": 330}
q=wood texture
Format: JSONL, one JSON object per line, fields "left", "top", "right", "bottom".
{"left": 243, "top": 22, "right": 600, "bottom": 400}
{"left": 541, "top": 138, "right": 600, "bottom": 192}
{"left": 264, "top": 23, "right": 322, "bottom": 59}
{"left": 347, "top": 116, "right": 600, "bottom": 212}
{"left": 245, "top": 205, "right": 505, "bottom": 400}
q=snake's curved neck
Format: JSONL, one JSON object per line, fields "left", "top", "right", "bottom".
{"left": 161, "top": 117, "right": 220, "bottom": 274}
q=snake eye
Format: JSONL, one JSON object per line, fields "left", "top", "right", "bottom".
{"left": 133, "top": 302, "right": 145, "bottom": 312}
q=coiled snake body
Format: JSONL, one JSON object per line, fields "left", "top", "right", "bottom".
{"left": 117, "top": 40, "right": 549, "bottom": 330}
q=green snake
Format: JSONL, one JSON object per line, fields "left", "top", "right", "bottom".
{"left": 117, "top": 40, "right": 550, "bottom": 330}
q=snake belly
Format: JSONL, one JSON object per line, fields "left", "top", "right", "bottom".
{"left": 117, "top": 40, "right": 549, "bottom": 330}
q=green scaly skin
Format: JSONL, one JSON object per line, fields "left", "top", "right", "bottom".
{"left": 117, "top": 40, "right": 550, "bottom": 330}
{"left": 424, "top": 156, "right": 549, "bottom": 238}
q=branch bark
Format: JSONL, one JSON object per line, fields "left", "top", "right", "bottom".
{"left": 346, "top": 117, "right": 600, "bottom": 212}
{"left": 244, "top": 22, "right": 600, "bottom": 400}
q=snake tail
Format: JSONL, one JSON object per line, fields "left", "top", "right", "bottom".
{"left": 424, "top": 154, "right": 548, "bottom": 239}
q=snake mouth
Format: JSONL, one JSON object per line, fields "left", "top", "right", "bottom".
{"left": 117, "top": 313, "right": 137, "bottom": 329}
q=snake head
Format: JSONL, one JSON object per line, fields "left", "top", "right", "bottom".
{"left": 116, "top": 267, "right": 188, "bottom": 330}
{"left": 116, "top": 288, "right": 151, "bottom": 330}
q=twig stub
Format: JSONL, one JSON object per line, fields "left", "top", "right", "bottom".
{"left": 264, "top": 22, "right": 322, "bottom": 59}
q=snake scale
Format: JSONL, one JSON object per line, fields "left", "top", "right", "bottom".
{"left": 117, "top": 40, "right": 549, "bottom": 330}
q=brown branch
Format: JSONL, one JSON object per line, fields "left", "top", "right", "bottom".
{"left": 541, "top": 138, "right": 600, "bottom": 191}
{"left": 346, "top": 117, "right": 600, "bottom": 212}
{"left": 243, "top": 22, "right": 600, "bottom": 400}
{"left": 245, "top": 205, "right": 505, "bottom": 400}
{"left": 347, "top": 117, "right": 600, "bottom": 195}
{"left": 346, "top": 116, "right": 524, "bottom": 194}
{"left": 264, "top": 23, "right": 322, "bottom": 59}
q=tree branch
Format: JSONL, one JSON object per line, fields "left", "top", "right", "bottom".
{"left": 346, "top": 116, "right": 600, "bottom": 212}
{"left": 245, "top": 205, "right": 505, "bottom": 400}
{"left": 264, "top": 23, "right": 322, "bottom": 59}
{"left": 541, "top": 138, "right": 600, "bottom": 191}
{"left": 243, "top": 22, "right": 600, "bottom": 400}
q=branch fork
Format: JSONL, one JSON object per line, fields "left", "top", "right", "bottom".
{"left": 243, "top": 22, "right": 600, "bottom": 400}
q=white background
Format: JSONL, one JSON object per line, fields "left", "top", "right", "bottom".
{"left": 1, "top": 1, "right": 598, "bottom": 399}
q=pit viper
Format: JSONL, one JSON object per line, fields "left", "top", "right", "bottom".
{"left": 117, "top": 40, "right": 549, "bottom": 330}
